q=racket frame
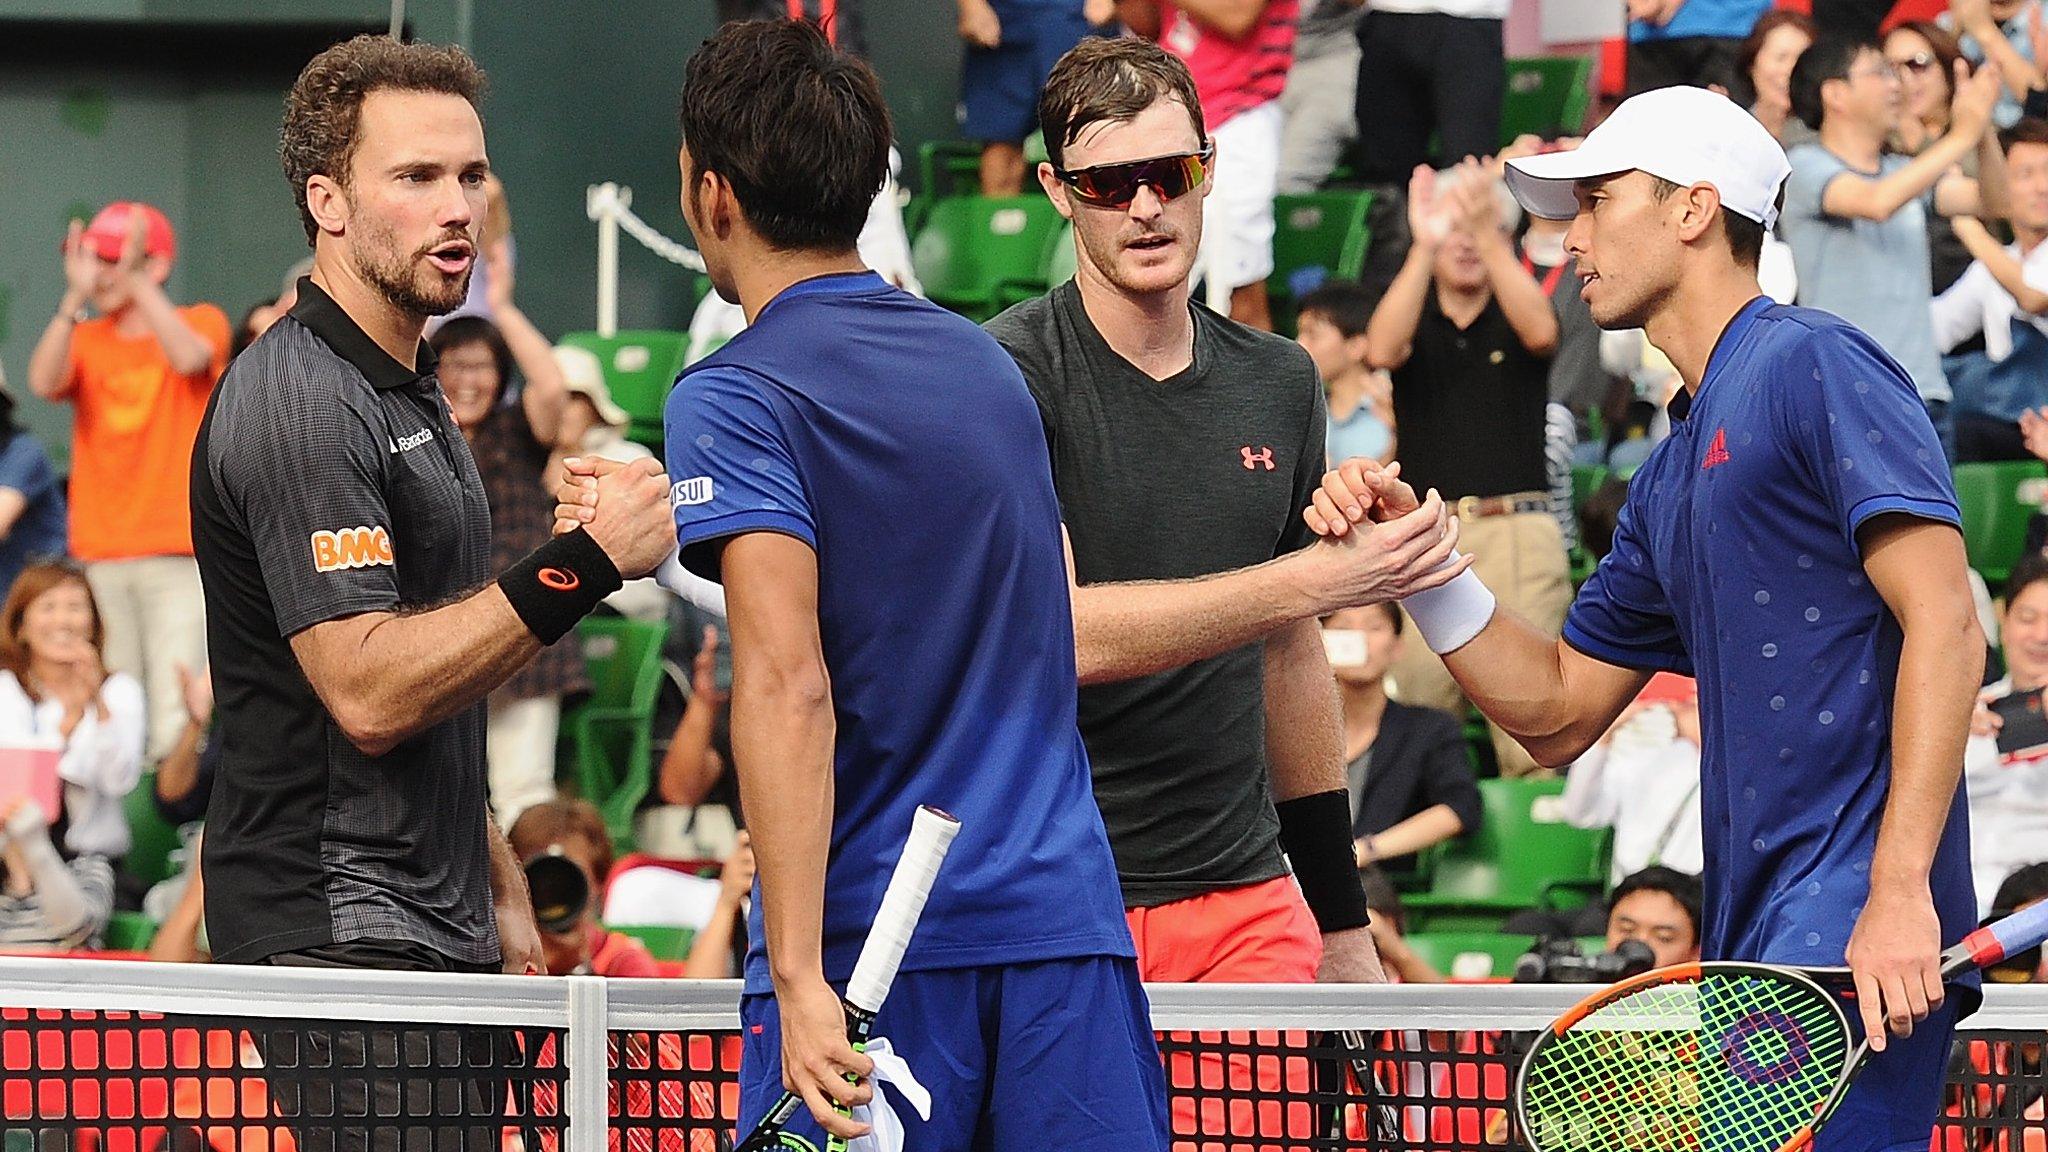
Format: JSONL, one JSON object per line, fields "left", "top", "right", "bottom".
{"left": 1512, "top": 960, "right": 1859, "bottom": 1152}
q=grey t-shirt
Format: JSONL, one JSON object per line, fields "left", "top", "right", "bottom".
{"left": 986, "top": 281, "right": 1326, "bottom": 908}
{"left": 1779, "top": 144, "right": 1950, "bottom": 402}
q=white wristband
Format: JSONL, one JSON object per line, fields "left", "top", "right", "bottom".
{"left": 1401, "top": 552, "right": 1497, "bottom": 655}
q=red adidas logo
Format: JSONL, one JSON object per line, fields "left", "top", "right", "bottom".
{"left": 1702, "top": 428, "right": 1731, "bottom": 470}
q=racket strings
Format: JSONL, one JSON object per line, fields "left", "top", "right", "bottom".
{"left": 1521, "top": 973, "right": 1851, "bottom": 1152}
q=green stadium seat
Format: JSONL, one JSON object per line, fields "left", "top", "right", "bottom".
{"left": 1952, "top": 460, "right": 2046, "bottom": 587}
{"left": 561, "top": 617, "right": 670, "bottom": 851}
{"left": 557, "top": 330, "right": 690, "bottom": 451}
{"left": 1500, "top": 56, "right": 1594, "bottom": 144}
{"left": 918, "top": 140, "right": 984, "bottom": 201}
{"left": 104, "top": 910, "right": 158, "bottom": 953}
{"left": 912, "top": 196, "right": 1068, "bottom": 322}
{"left": 1267, "top": 190, "right": 1373, "bottom": 336}
{"left": 1401, "top": 931, "right": 1537, "bottom": 980}
{"left": 993, "top": 222, "right": 1078, "bottom": 312}
{"left": 122, "top": 773, "right": 183, "bottom": 890}
{"left": 1570, "top": 464, "right": 1608, "bottom": 512}
{"left": 607, "top": 923, "right": 696, "bottom": 961}
{"left": 1404, "top": 778, "right": 1611, "bottom": 933}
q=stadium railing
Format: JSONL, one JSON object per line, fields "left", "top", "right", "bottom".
{"left": 0, "top": 955, "right": 2038, "bottom": 1151}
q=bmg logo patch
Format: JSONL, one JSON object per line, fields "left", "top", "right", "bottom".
{"left": 311, "top": 526, "right": 395, "bottom": 572}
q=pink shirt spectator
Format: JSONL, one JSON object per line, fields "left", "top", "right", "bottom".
{"left": 1159, "top": 0, "right": 1300, "bottom": 128}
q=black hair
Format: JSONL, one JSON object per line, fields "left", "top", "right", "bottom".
{"left": 1359, "top": 866, "right": 1406, "bottom": 935}
{"left": 1790, "top": 33, "right": 1882, "bottom": 131}
{"left": 1296, "top": 280, "right": 1381, "bottom": 339}
{"left": 1993, "top": 862, "right": 2048, "bottom": 914}
{"left": 428, "top": 315, "right": 514, "bottom": 395}
{"left": 677, "top": 19, "right": 890, "bottom": 251}
{"left": 1610, "top": 865, "right": 1704, "bottom": 942}
{"left": 2008, "top": 551, "right": 2048, "bottom": 609}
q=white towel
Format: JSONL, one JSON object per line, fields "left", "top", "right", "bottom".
{"left": 846, "top": 1037, "right": 930, "bottom": 1152}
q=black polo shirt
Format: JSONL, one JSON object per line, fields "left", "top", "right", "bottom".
{"left": 190, "top": 278, "right": 497, "bottom": 967}
{"left": 1389, "top": 288, "right": 1553, "bottom": 501}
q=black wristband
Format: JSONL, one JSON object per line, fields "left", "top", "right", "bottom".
{"left": 498, "top": 529, "right": 624, "bottom": 645}
{"left": 1277, "top": 789, "right": 1371, "bottom": 933}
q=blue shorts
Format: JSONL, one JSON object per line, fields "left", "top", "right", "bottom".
{"left": 1813, "top": 999, "right": 1959, "bottom": 1152}
{"left": 738, "top": 954, "right": 1169, "bottom": 1152}
{"left": 960, "top": 5, "right": 1101, "bottom": 142}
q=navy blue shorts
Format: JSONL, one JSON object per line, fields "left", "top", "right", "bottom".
{"left": 1813, "top": 999, "right": 1959, "bottom": 1152}
{"left": 960, "top": 5, "right": 1101, "bottom": 143}
{"left": 738, "top": 954, "right": 1169, "bottom": 1152}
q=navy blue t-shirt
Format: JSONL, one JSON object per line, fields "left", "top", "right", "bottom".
{"left": 1567, "top": 298, "right": 1977, "bottom": 976}
{"left": 663, "top": 272, "right": 1133, "bottom": 995}
{"left": 0, "top": 432, "right": 68, "bottom": 597}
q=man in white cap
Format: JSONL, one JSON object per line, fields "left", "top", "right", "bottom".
{"left": 1306, "top": 85, "right": 1984, "bottom": 1152}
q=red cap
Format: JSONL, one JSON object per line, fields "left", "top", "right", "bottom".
{"left": 79, "top": 202, "right": 176, "bottom": 263}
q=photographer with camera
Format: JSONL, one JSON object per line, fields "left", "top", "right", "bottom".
{"left": 507, "top": 799, "right": 659, "bottom": 978}
{"left": 1514, "top": 865, "right": 1702, "bottom": 982}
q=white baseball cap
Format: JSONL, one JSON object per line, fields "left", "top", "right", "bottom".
{"left": 1503, "top": 86, "right": 1792, "bottom": 229}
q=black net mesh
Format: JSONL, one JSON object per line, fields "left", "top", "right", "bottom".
{"left": 0, "top": 1003, "right": 2038, "bottom": 1152}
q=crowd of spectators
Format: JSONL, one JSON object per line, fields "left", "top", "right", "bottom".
{"left": 0, "top": 0, "right": 2043, "bottom": 1004}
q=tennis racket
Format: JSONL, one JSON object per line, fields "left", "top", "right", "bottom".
{"left": 731, "top": 805, "right": 962, "bottom": 1152}
{"left": 1322, "top": 1028, "right": 1408, "bottom": 1149}
{"left": 1513, "top": 898, "right": 2048, "bottom": 1152}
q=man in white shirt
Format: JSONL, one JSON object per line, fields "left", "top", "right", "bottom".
{"left": 1933, "top": 117, "right": 2048, "bottom": 460}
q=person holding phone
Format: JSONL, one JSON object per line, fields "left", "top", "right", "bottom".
{"left": 1965, "top": 550, "right": 2048, "bottom": 913}
{"left": 0, "top": 561, "right": 145, "bottom": 948}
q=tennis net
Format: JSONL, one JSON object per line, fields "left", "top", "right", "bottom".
{"left": 0, "top": 958, "right": 2037, "bottom": 1151}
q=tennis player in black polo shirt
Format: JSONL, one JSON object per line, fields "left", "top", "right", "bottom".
{"left": 190, "top": 35, "right": 675, "bottom": 978}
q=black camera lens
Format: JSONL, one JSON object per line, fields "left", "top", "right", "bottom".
{"left": 525, "top": 852, "right": 590, "bottom": 934}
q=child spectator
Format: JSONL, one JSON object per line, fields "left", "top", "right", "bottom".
{"left": 1297, "top": 281, "right": 1396, "bottom": 464}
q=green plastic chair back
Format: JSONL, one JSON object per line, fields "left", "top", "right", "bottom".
{"left": 1405, "top": 778, "right": 1610, "bottom": 931}
{"left": 1570, "top": 464, "right": 1608, "bottom": 512}
{"left": 561, "top": 617, "right": 670, "bottom": 850}
{"left": 1267, "top": 190, "right": 1374, "bottom": 336}
{"left": 917, "top": 140, "right": 983, "bottom": 200}
{"left": 1952, "top": 460, "right": 2046, "bottom": 586}
{"left": 993, "top": 221, "right": 1079, "bottom": 313}
{"left": 607, "top": 923, "right": 696, "bottom": 962}
{"left": 104, "top": 910, "right": 158, "bottom": 953}
{"left": 1402, "top": 932, "right": 1538, "bottom": 979}
{"left": 1500, "top": 56, "right": 1594, "bottom": 144}
{"left": 557, "top": 330, "right": 691, "bottom": 451}
{"left": 122, "top": 773, "right": 183, "bottom": 890}
{"left": 912, "top": 196, "right": 1068, "bottom": 322}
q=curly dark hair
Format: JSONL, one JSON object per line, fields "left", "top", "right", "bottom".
{"left": 280, "top": 34, "right": 487, "bottom": 246}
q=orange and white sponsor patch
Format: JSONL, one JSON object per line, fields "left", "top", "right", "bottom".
{"left": 311, "top": 526, "right": 395, "bottom": 573}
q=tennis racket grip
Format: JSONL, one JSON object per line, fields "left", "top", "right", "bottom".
{"left": 845, "top": 806, "right": 961, "bottom": 1015}
{"left": 1952, "top": 896, "right": 2048, "bottom": 972}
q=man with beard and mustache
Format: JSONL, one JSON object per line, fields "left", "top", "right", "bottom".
{"left": 188, "top": 34, "right": 676, "bottom": 982}
{"left": 1308, "top": 85, "right": 1986, "bottom": 1152}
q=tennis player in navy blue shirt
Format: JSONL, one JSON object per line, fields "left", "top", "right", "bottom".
{"left": 1309, "top": 87, "right": 1984, "bottom": 1152}
{"left": 555, "top": 21, "right": 1165, "bottom": 1151}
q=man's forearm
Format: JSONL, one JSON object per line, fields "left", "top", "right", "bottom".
{"left": 1481, "top": 239, "right": 1561, "bottom": 355}
{"left": 1872, "top": 608, "right": 1980, "bottom": 892}
{"left": 27, "top": 296, "right": 85, "bottom": 400}
{"left": 1075, "top": 552, "right": 1315, "bottom": 685}
{"left": 658, "top": 698, "right": 722, "bottom": 806}
{"left": 1441, "top": 610, "right": 1646, "bottom": 766}
{"left": 1365, "top": 246, "right": 1434, "bottom": 370}
{"left": 294, "top": 586, "right": 542, "bottom": 756}
{"left": 486, "top": 818, "right": 528, "bottom": 908}
{"left": 125, "top": 278, "right": 213, "bottom": 375}
{"left": 500, "top": 303, "right": 570, "bottom": 445}
{"left": 732, "top": 679, "right": 837, "bottom": 988}
{"left": 1360, "top": 803, "right": 1465, "bottom": 862}
{"left": 1261, "top": 618, "right": 1347, "bottom": 801}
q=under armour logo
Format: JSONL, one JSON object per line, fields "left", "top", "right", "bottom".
{"left": 1702, "top": 428, "right": 1731, "bottom": 470}
{"left": 1241, "top": 446, "right": 1276, "bottom": 471}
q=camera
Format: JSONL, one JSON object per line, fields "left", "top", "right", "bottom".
{"left": 525, "top": 851, "right": 590, "bottom": 934}
{"left": 1513, "top": 935, "right": 1657, "bottom": 983}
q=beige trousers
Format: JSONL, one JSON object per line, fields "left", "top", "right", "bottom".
{"left": 85, "top": 555, "right": 207, "bottom": 765}
{"left": 1388, "top": 507, "right": 1573, "bottom": 777}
